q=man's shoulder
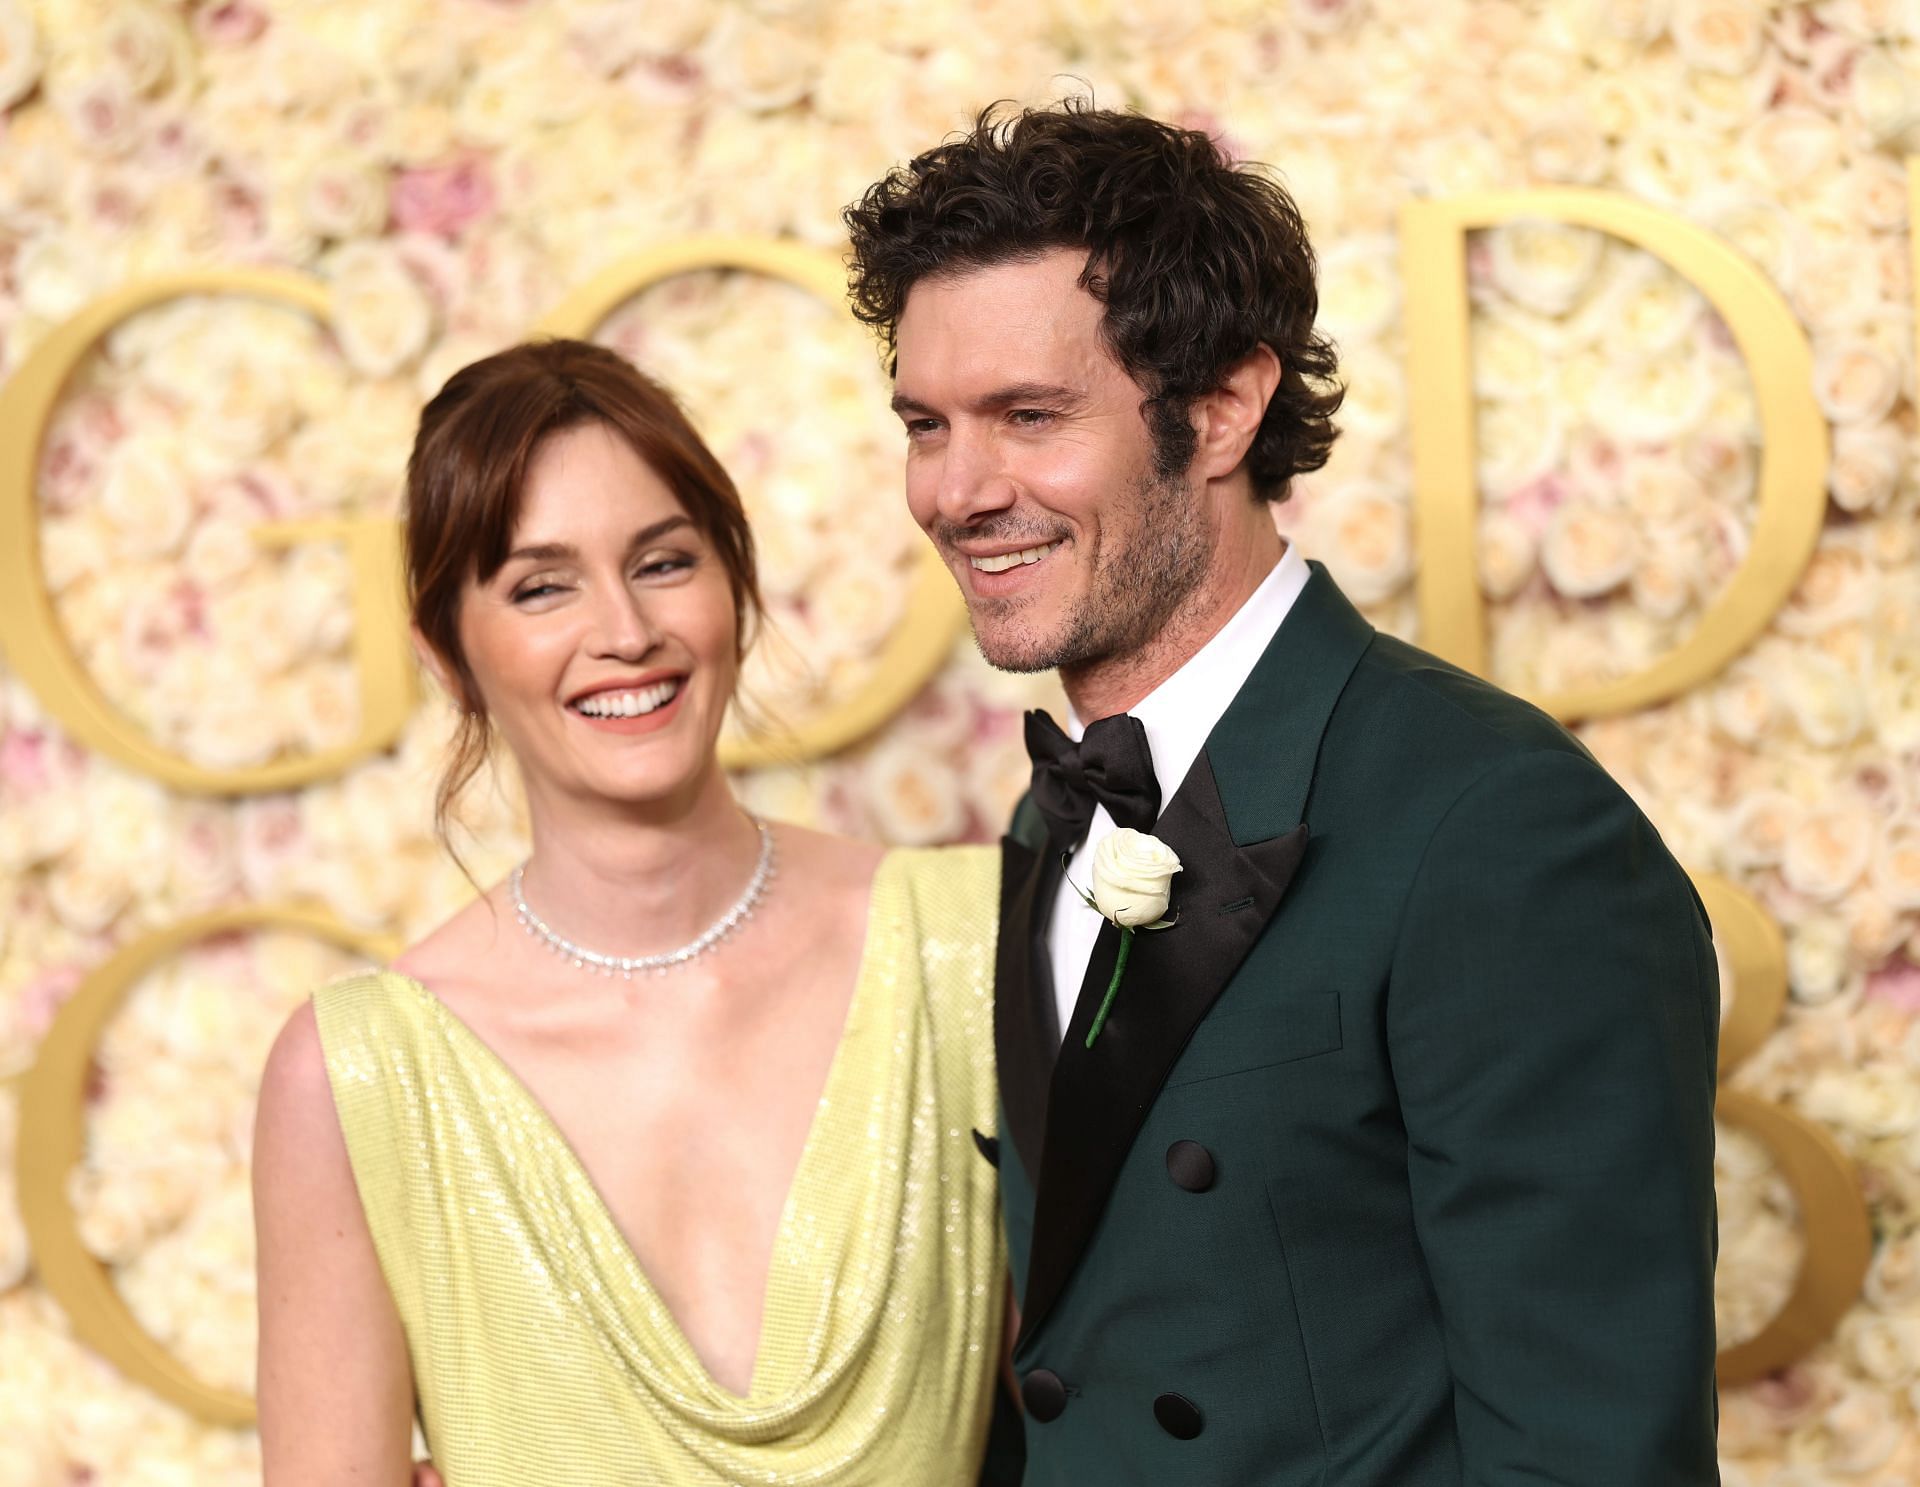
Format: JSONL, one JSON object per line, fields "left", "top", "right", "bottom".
{"left": 1339, "top": 631, "right": 1591, "bottom": 772}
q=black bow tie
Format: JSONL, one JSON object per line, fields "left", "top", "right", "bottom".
{"left": 1023, "top": 710, "right": 1161, "bottom": 851}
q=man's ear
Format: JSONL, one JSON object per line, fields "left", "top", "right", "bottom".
{"left": 1193, "top": 343, "right": 1282, "bottom": 484}
{"left": 410, "top": 624, "right": 462, "bottom": 705}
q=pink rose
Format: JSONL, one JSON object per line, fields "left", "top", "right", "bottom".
{"left": 194, "top": 2, "right": 269, "bottom": 45}
{"left": 0, "top": 729, "right": 49, "bottom": 793}
{"left": 18, "top": 964, "right": 84, "bottom": 1042}
{"left": 1501, "top": 473, "right": 1570, "bottom": 539}
{"left": 1866, "top": 957, "right": 1920, "bottom": 1013}
{"left": 391, "top": 156, "right": 498, "bottom": 238}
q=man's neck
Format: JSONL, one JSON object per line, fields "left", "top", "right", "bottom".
{"left": 1063, "top": 519, "right": 1284, "bottom": 721}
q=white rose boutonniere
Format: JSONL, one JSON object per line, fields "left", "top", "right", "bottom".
{"left": 1075, "top": 828, "right": 1182, "bottom": 1048}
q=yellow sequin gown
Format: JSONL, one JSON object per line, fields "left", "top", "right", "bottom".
{"left": 312, "top": 847, "right": 1004, "bottom": 1487}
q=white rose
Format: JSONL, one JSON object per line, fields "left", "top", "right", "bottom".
{"left": 1708, "top": 665, "right": 1777, "bottom": 748}
{"left": 1671, "top": 0, "right": 1766, "bottom": 74}
{"left": 1785, "top": 914, "right": 1856, "bottom": 1005}
{"left": 1612, "top": 127, "right": 1718, "bottom": 210}
{"left": 1587, "top": 348, "right": 1713, "bottom": 442}
{"left": 704, "top": 13, "right": 820, "bottom": 112}
{"left": 181, "top": 517, "right": 258, "bottom": 591}
{"left": 1485, "top": 220, "right": 1605, "bottom": 316}
{"left": 1314, "top": 237, "right": 1402, "bottom": 344}
{"left": 328, "top": 242, "right": 435, "bottom": 378}
{"left": 1539, "top": 499, "right": 1638, "bottom": 598}
{"left": 1740, "top": 106, "right": 1845, "bottom": 191}
{"left": 46, "top": 59, "right": 143, "bottom": 157}
{"left": 1600, "top": 261, "right": 1702, "bottom": 360}
{"left": 1811, "top": 337, "right": 1903, "bottom": 426}
{"left": 1781, "top": 800, "right": 1875, "bottom": 903}
{"left": 1853, "top": 47, "right": 1920, "bottom": 144}
{"left": 1829, "top": 421, "right": 1906, "bottom": 514}
{"left": 1721, "top": 787, "right": 1800, "bottom": 873}
{"left": 1332, "top": 345, "right": 1405, "bottom": 442}
{"left": 98, "top": 439, "right": 194, "bottom": 561}
{"left": 14, "top": 231, "right": 108, "bottom": 323}
{"left": 1698, "top": 193, "right": 1802, "bottom": 294}
{"left": 1775, "top": 545, "right": 1872, "bottom": 636}
{"left": 1790, "top": 238, "right": 1885, "bottom": 333}
{"left": 1309, "top": 485, "right": 1412, "bottom": 605}
{"left": 1836, "top": 152, "right": 1914, "bottom": 232}
{"left": 46, "top": 856, "right": 132, "bottom": 935}
{"left": 1781, "top": 650, "right": 1867, "bottom": 747}
{"left": 299, "top": 154, "right": 390, "bottom": 241}
{"left": 1476, "top": 508, "right": 1538, "bottom": 601}
{"left": 1628, "top": 548, "right": 1695, "bottom": 620}
{"left": 0, "top": 0, "right": 39, "bottom": 111}
{"left": 1090, "top": 828, "right": 1182, "bottom": 929}
{"left": 1521, "top": 113, "right": 1608, "bottom": 184}
{"left": 1476, "top": 397, "right": 1565, "bottom": 499}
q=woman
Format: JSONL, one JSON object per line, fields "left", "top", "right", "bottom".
{"left": 254, "top": 340, "right": 1007, "bottom": 1485}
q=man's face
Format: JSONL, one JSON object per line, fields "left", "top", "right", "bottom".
{"left": 892, "top": 248, "right": 1210, "bottom": 678}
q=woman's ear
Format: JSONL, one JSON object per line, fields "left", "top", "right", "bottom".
{"left": 1193, "top": 342, "right": 1282, "bottom": 484}
{"left": 410, "top": 624, "right": 463, "bottom": 707}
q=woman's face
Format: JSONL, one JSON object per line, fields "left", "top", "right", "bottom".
{"left": 455, "top": 421, "right": 739, "bottom": 815}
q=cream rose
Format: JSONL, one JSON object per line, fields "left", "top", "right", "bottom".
{"left": 1829, "top": 421, "right": 1906, "bottom": 514}
{"left": 1853, "top": 47, "right": 1920, "bottom": 144}
{"left": 1521, "top": 113, "right": 1608, "bottom": 185}
{"left": 1781, "top": 801, "right": 1875, "bottom": 902}
{"left": 328, "top": 242, "right": 435, "bottom": 378}
{"left": 1310, "top": 485, "right": 1412, "bottom": 605}
{"left": 99, "top": 439, "right": 194, "bottom": 561}
{"left": 1785, "top": 914, "right": 1856, "bottom": 1005}
{"left": 861, "top": 741, "right": 966, "bottom": 847}
{"left": 1670, "top": 0, "right": 1765, "bottom": 74}
{"left": 1314, "top": 238, "right": 1401, "bottom": 344}
{"left": 1540, "top": 498, "right": 1638, "bottom": 598}
{"left": 1781, "top": 650, "right": 1867, "bottom": 748}
{"left": 1812, "top": 338, "right": 1903, "bottom": 426}
{"left": 1708, "top": 665, "right": 1777, "bottom": 748}
{"left": 1091, "top": 828, "right": 1182, "bottom": 929}
{"left": 1485, "top": 220, "right": 1605, "bottom": 316}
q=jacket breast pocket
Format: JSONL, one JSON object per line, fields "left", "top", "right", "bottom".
{"left": 1164, "top": 991, "right": 1343, "bottom": 1089}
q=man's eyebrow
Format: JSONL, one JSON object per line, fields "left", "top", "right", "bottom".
{"left": 889, "top": 383, "right": 1084, "bottom": 418}
{"left": 503, "top": 516, "right": 691, "bottom": 565}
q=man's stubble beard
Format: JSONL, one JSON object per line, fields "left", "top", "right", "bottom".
{"left": 968, "top": 467, "right": 1212, "bottom": 677}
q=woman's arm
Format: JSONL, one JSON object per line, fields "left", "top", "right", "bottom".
{"left": 254, "top": 1001, "right": 417, "bottom": 1485}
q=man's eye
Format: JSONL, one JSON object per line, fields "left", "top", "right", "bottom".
{"left": 904, "top": 419, "right": 940, "bottom": 437}
{"left": 1009, "top": 408, "right": 1054, "bottom": 427}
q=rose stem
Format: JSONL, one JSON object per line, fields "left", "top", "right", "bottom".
{"left": 1085, "top": 929, "right": 1133, "bottom": 1049}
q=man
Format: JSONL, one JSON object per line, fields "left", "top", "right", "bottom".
{"left": 843, "top": 103, "right": 1719, "bottom": 1485}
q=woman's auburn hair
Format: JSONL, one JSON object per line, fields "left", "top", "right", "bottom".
{"left": 842, "top": 99, "right": 1344, "bottom": 499}
{"left": 404, "top": 337, "right": 761, "bottom": 847}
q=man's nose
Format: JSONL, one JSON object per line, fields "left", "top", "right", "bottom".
{"left": 933, "top": 427, "right": 1017, "bottom": 527}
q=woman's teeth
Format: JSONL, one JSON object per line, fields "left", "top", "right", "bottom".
{"left": 574, "top": 680, "right": 681, "bottom": 718}
{"left": 970, "top": 541, "right": 1060, "bottom": 573}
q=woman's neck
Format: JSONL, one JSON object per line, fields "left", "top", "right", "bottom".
{"left": 514, "top": 764, "right": 764, "bottom": 962}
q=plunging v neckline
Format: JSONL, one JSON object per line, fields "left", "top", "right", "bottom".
{"left": 379, "top": 852, "right": 895, "bottom": 1407}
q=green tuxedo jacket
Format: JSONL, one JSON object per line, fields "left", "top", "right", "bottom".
{"left": 992, "top": 563, "right": 1719, "bottom": 1486}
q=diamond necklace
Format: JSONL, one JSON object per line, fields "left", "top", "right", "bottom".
{"left": 510, "top": 816, "right": 776, "bottom": 978}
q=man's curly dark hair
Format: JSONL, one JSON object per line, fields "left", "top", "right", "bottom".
{"left": 843, "top": 100, "right": 1343, "bottom": 502}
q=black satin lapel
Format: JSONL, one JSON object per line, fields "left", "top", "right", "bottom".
{"left": 1016, "top": 756, "right": 1311, "bottom": 1345}
{"left": 995, "top": 836, "right": 1059, "bottom": 1185}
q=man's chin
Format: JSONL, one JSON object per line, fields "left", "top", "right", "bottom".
{"left": 968, "top": 614, "right": 1078, "bottom": 675}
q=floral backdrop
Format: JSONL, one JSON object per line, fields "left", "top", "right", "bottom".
{"left": 0, "top": 0, "right": 1917, "bottom": 1480}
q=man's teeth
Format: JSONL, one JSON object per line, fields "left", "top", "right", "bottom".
{"left": 575, "top": 680, "right": 681, "bottom": 718}
{"left": 970, "top": 541, "right": 1060, "bottom": 574}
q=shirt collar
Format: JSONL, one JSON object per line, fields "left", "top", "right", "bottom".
{"left": 1069, "top": 541, "right": 1311, "bottom": 812}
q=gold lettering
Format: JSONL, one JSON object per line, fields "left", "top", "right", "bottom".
{"left": 0, "top": 271, "right": 418, "bottom": 794}
{"left": 1400, "top": 190, "right": 1830, "bottom": 721}
{"left": 14, "top": 906, "right": 399, "bottom": 1426}
{"left": 1693, "top": 874, "right": 1872, "bottom": 1385}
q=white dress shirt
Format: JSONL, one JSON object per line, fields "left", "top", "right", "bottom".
{"left": 1046, "top": 542, "right": 1312, "bottom": 1041}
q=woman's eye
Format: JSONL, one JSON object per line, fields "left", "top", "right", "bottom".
{"left": 637, "top": 553, "right": 694, "bottom": 579}
{"left": 511, "top": 582, "right": 563, "bottom": 603}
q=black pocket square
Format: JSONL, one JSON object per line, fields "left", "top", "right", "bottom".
{"left": 972, "top": 1129, "right": 1000, "bottom": 1167}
